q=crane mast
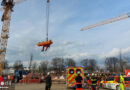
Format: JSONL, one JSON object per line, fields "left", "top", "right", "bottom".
{"left": 0, "top": 0, "right": 26, "bottom": 71}
{"left": 0, "top": 0, "right": 14, "bottom": 68}
{"left": 81, "top": 13, "right": 130, "bottom": 31}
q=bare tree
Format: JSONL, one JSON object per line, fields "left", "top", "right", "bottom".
{"left": 32, "top": 62, "right": 37, "bottom": 72}
{"left": 39, "top": 61, "right": 48, "bottom": 74}
{"left": 13, "top": 60, "right": 23, "bottom": 70}
{"left": 123, "top": 57, "right": 130, "bottom": 70}
{"left": 65, "top": 58, "right": 76, "bottom": 67}
{"left": 88, "top": 59, "right": 97, "bottom": 72}
{"left": 80, "top": 59, "right": 88, "bottom": 70}
{"left": 105, "top": 57, "right": 119, "bottom": 72}
{"left": 105, "top": 58, "right": 112, "bottom": 72}
{"left": 51, "top": 57, "right": 65, "bottom": 73}
{"left": 112, "top": 57, "right": 119, "bottom": 72}
{"left": 119, "top": 50, "right": 128, "bottom": 72}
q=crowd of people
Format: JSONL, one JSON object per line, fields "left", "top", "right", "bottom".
{"left": 0, "top": 71, "right": 126, "bottom": 90}
{"left": 74, "top": 72, "right": 125, "bottom": 90}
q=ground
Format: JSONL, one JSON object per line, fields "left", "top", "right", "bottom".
{"left": 15, "top": 83, "right": 107, "bottom": 90}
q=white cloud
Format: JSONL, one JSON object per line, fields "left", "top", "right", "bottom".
{"left": 98, "top": 47, "right": 130, "bottom": 60}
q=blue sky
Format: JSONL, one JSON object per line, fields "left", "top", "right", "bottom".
{"left": 1, "top": 0, "right": 130, "bottom": 66}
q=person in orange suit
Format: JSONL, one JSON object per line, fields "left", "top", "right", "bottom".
{"left": 37, "top": 40, "right": 53, "bottom": 52}
{"left": 42, "top": 44, "right": 50, "bottom": 51}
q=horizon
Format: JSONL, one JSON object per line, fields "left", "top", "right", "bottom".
{"left": 0, "top": 0, "right": 130, "bottom": 67}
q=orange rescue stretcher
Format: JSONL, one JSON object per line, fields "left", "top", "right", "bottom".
{"left": 37, "top": 40, "right": 53, "bottom": 51}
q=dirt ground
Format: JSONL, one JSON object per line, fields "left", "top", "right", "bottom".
{"left": 15, "top": 83, "right": 107, "bottom": 90}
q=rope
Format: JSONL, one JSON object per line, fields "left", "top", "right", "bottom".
{"left": 46, "top": 0, "right": 50, "bottom": 41}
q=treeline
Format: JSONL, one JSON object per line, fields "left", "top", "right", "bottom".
{"left": 104, "top": 57, "right": 130, "bottom": 73}
{"left": 4, "top": 56, "right": 130, "bottom": 74}
{"left": 12, "top": 57, "right": 77, "bottom": 74}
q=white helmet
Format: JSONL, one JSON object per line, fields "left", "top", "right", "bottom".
{"left": 47, "top": 72, "right": 50, "bottom": 75}
{"left": 92, "top": 73, "right": 94, "bottom": 76}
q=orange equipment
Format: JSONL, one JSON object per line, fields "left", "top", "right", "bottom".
{"left": 37, "top": 0, "right": 53, "bottom": 52}
{"left": 37, "top": 40, "right": 53, "bottom": 51}
{"left": 76, "top": 82, "right": 83, "bottom": 90}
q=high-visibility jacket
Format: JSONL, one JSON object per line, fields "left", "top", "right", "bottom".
{"left": 119, "top": 75, "right": 124, "bottom": 90}
{"left": 91, "top": 77, "right": 98, "bottom": 86}
{"left": 75, "top": 75, "right": 83, "bottom": 88}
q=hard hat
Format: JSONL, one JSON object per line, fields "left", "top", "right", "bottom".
{"left": 92, "top": 73, "right": 94, "bottom": 76}
{"left": 47, "top": 72, "right": 50, "bottom": 75}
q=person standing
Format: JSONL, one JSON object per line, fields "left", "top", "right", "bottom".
{"left": 75, "top": 72, "right": 83, "bottom": 90}
{"left": 90, "top": 73, "right": 98, "bottom": 90}
{"left": 45, "top": 72, "right": 52, "bottom": 90}
{"left": 119, "top": 75, "right": 124, "bottom": 90}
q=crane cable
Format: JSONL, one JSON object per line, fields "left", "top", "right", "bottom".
{"left": 46, "top": 0, "right": 50, "bottom": 41}
{"left": 37, "top": 0, "right": 53, "bottom": 52}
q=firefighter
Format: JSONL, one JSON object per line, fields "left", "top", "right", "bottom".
{"left": 75, "top": 72, "right": 83, "bottom": 90}
{"left": 86, "top": 74, "right": 91, "bottom": 88}
{"left": 91, "top": 73, "right": 98, "bottom": 90}
{"left": 119, "top": 75, "right": 124, "bottom": 90}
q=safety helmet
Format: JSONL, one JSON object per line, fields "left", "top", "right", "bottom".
{"left": 47, "top": 72, "right": 50, "bottom": 75}
{"left": 92, "top": 73, "right": 94, "bottom": 76}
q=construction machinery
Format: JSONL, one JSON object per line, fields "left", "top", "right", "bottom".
{"left": 0, "top": 0, "right": 26, "bottom": 73}
{"left": 81, "top": 13, "right": 130, "bottom": 31}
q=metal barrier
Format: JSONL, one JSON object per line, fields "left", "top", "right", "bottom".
{"left": 0, "top": 81, "right": 15, "bottom": 90}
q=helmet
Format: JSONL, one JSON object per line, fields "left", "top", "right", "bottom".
{"left": 92, "top": 73, "right": 94, "bottom": 76}
{"left": 47, "top": 72, "right": 50, "bottom": 75}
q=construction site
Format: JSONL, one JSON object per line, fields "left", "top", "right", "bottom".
{"left": 0, "top": 0, "right": 130, "bottom": 90}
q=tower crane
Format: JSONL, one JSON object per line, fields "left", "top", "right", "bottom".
{"left": 0, "top": 0, "right": 26, "bottom": 72}
{"left": 81, "top": 13, "right": 130, "bottom": 31}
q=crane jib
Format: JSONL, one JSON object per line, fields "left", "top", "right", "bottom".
{"left": 81, "top": 12, "right": 130, "bottom": 31}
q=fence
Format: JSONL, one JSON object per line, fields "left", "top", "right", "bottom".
{"left": 0, "top": 81, "right": 15, "bottom": 90}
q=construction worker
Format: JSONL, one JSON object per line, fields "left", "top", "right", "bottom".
{"left": 45, "top": 72, "right": 52, "bottom": 90}
{"left": 75, "top": 72, "right": 83, "bottom": 90}
{"left": 119, "top": 75, "right": 124, "bottom": 90}
{"left": 90, "top": 73, "right": 98, "bottom": 90}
